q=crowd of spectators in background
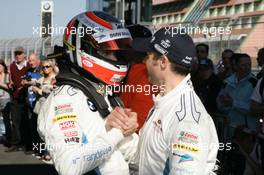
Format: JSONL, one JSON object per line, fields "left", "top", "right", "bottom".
{"left": 192, "top": 44, "right": 264, "bottom": 174}
{"left": 0, "top": 47, "right": 58, "bottom": 162}
{"left": 0, "top": 42, "right": 263, "bottom": 174}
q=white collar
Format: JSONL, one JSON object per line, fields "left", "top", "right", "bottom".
{"left": 153, "top": 74, "right": 192, "bottom": 108}
{"left": 15, "top": 60, "right": 27, "bottom": 70}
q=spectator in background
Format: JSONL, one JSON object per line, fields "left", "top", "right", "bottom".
{"left": 196, "top": 43, "right": 209, "bottom": 61}
{"left": 251, "top": 77, "right": 264, "bottom": 129}
{"left": 217, "top": 49, "right": 234, "bottom": 81}
{"left": 0, "top": 60, "right": 11, "bottom": 147}
{"left": 194, "top": 58, "right": 222, "bottom": 114}
{"left": 192, "top": 43, "right": 211, "bottom": 90}
{"left": 256, "top": 48, "right": 264, "bottom": 79}
{"left": 217, "top": 53, "right": 258, "bottom": 134}
{"left": 233, "top": 127, "right": 263, "bottom": 175}
{"left": 6, "top": 47, "right": 30, "bottom": 152}
{"left": 32, "top": 59, "right": 58, "bottom": 161}
{"left": 33, "top": 59, "right": 58, "bottom": 115}
{"left": 191, "top": 43, "right": 209, "bottom": 73}
{"left": 21, "top": 53, "right": 42, "bottom": 154}
{"left": 119, "top": 24, "right": 155, "bottom": 131}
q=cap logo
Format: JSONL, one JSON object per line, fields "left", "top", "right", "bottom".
{"left": 150, "top": 36, "right": 155, "bottom": 43}
{"left": 154, "top": 44, "right": 168, "bottom": 55}
{"left": 161, "top": 39, "right": 171, "bottom": 48}
{"left": 182, "top": 56, "right": 192, "bottom": 65}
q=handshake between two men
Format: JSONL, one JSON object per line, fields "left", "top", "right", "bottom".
{"left": 106, "top": 107, "right": 139, "bottom": 137}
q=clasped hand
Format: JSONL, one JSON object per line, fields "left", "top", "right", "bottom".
{"left": 106, "top": 107, "right": 138, "bottom": 137}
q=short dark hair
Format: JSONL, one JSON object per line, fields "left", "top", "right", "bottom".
{"left": 170, "top": 62, "right": 190, "bottom": 76}
{"left": 14, "top": 51, "right": 24, "bottom": 56}
{"left": 234, "top": 53, "right": 250, "bottom": 65}
{"left": 258, "top": 48, "right": 264, "bottom": 56}
{"left": 152, "top": 52, "right": 190, "bottom": 76}
{"left": 222, "top": 49, "right": 234, "bottom": 54}
{"left": 196, "top": 43, "right": 209, "bottom": 54}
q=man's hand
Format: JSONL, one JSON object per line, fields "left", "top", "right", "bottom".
{"left": 123, "top": 109, "right": 138, "bottom": 136}
{"left": 106, "top": 107, "right": 138, "bottom": 137}
{"left": 21, "top": 80, "right": 35, "bottom": 86}
{"left": 32, "top": 86, "right": 40, "bottom": 93}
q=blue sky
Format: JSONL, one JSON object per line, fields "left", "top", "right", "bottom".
{"left": 0, "top": 0, "right": 86, "bottom": 39}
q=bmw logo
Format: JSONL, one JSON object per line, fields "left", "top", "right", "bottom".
{"left": 87, "top": 100, "right": 97, "bottom": 112}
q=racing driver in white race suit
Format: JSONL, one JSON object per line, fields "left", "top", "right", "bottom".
{"left": 107, "top": 27, "right": 220, "bottom": 174}
{"left": 38, "top": 11, "right": 139, "bottom": 175}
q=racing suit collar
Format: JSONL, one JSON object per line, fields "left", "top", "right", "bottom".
{"left": 153, "top": 74, "right": 191, "bottom": 109}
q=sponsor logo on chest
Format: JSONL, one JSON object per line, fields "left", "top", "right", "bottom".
{"left": 53, "top": 114, "right": 77, "bottom": 122}
{"left": 172, "top": 143, "right": 199, "bottom": 153}
{"left": 55, "top": 103, "right": 73, "bottom": 115}
{"left": 64, "top": 137, "right": 80, "bottom": 143}
{"left": 177, "top": 131, "right": 198, "bottom": 144}
{"left": 59, "top": 121, "right": 76, "bottom": 130}
{"left": 63, "top": 131, "right": 78, "bottom": 137}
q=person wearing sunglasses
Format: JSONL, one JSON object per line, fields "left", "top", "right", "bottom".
{"left": 32, "top": 59, "right": 58, "bottom": 114}
{"left": 31, "top": 59, "right": 58, "bottom": 161}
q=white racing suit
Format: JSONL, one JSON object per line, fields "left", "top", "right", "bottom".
{"left": 38, "top": 85, "right": 138, "bottom": 175}
{"left": 134, "top": 74, "right": 219, "bottom": 175}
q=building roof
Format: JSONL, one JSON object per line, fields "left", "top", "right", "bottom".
{"left": 153, "top": 0, "right": 183, "bottom": 6}
{"left": 153, "top": 0, "right": 257, "bottom": 6}
{"left": 153, "top": 0, "right": 192, "bottom": 16}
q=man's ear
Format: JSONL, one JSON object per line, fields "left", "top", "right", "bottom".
{"left": 160, "top": 55, "right": 169, "bottom": 70}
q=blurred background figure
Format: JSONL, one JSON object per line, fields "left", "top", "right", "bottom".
{"left": 194, "top": 58, "right": 222, "bottom": 114}
{"left": 217, "top": 53, "right": 258, "bottom": 136}
{"left": 21, "top": 53, "right": 42, "bottom": 154}
{"left": 192, "top": 43, "right": 210, "bottom": 74}
{"left": 196, "top": 43, "right": 209, "bottom": 61}
{"left": 6, "top": 47, "right": 29, "bottom": 152}
{"left": 0, "top": 60, "right": 11, "bottom": 147}
{"left": 33, "top": 59, "right": 58, "bottom": 115}
{"left": 32, "top": 59, "right": 58, "bottom": 161}
{"left": 256, "top": 48, "right": 264, "bottom": 79}
{"left": 119, "top": 24, "right": 155, "bottom": 131}
{"left": 250, "top": 75, "right": 264, "bottom": 130}
{"left": 217, "top": 49, "right": 234, "bottom": 81}
{"left": 192, "top": 43, "right": 209, "bottom": 92}
{"left": 230, "top": 126, "right": 264, "bottom": 175}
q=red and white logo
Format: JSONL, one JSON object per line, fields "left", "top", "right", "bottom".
{"left": 82, "top": 59, "right": 93, "bottom": 68}
{"left": 59, "top": 121, "right": 75, "bottom": 130}
{"left": 63, "top": 131, "right": 78, "bottom": 137}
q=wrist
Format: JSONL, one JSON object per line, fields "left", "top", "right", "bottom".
{"left": 103, "top": 128, "right": 124, "bottom": 147}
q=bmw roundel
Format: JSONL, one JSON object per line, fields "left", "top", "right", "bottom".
{"left": 87, "top": 100, "right": 97, "bottom": 112}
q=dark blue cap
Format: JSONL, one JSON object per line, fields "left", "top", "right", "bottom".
{"left": 132, "top": 27, "right": 196, "bottom": 69}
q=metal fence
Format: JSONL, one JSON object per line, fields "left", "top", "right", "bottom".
{"left": 0, "top": 36, "right": 63, "bottom": 65}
